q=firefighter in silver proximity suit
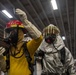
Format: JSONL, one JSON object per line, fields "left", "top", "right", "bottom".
{"left": 35, "top": 24, "right": 76, "bottom": 75}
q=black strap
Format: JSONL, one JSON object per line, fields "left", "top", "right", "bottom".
{"left": 60, "top": 47, "right": 70, "bottom": 75}
{"left": 60, "top": 47, "right": 65, "bottom": 65}
{"left": 23, "top": 42, "right": 34, "bottom": 75}
{"left": 4, "top": 42, "right": 34, "bottom": 74}
{"left": 3, "top": 48, "right": 10, "bottom": 71}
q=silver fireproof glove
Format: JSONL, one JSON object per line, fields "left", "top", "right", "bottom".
{"left": 16, "top": 8, "right": 41, "bottom": 39}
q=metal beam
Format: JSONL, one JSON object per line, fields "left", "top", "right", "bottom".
{"left": 66, "top": 0, "right": 72, "bottom": 52}
{"left": 5, "top": 0, "right": 18, "bottom": 20}
{"left": 37, "top": 0, "right": 50, "bottom": 25}
{"left": 0, "top": 17, "right": 6, "bottom": 25}
{"left": 27, "top": 0, "right": 45, "bottom": 28}
{"left": 0, "top": 2, "right": 17, "bottom": 20}
{"left": 57, "top": 0, "right": 69, "bottom": 48}
{"left": 74, "top": 0, "right": 76, "bottom": 58}
{"left": 17, "top": 0, "right": 42, "bottom": 31}
{"left": 0, "top": 24, "right": 5, "bottom": 28}
{"left": 0, "top": 19, "right": 5, "bottom": 32}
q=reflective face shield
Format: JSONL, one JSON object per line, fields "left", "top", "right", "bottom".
{"left": 45, "top": 34, "right": 56, "bottom": 44}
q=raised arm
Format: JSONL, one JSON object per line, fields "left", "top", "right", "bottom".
{"left": 16, "top": 8, "right": 41, "bottom": 39}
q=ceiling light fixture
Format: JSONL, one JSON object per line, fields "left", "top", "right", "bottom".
{"left": 62, "top": 36, "right": 66, "bottom": 40}
{"left": 2, "top": 10, "right": 13, "bottom": 18}
{"left": 51, "top": 0, "right": 58, "bottom": 10}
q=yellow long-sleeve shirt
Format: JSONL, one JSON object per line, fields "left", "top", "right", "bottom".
{"left": 8, "top": 36, "right": 43, "bottom": 75}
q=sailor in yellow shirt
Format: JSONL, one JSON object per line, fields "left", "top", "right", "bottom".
{"left": 3, "top": 8, "right": 43, "bottom": 75}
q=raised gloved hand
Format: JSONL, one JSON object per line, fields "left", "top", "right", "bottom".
{"left": 43, "top": 24, "right": 60, "bottom": 37}
{"left": 16, "top": 8, "right": 41, "bottom": 39}
{"left": 16, "top": 8, "right": 27, "bottom": 20}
